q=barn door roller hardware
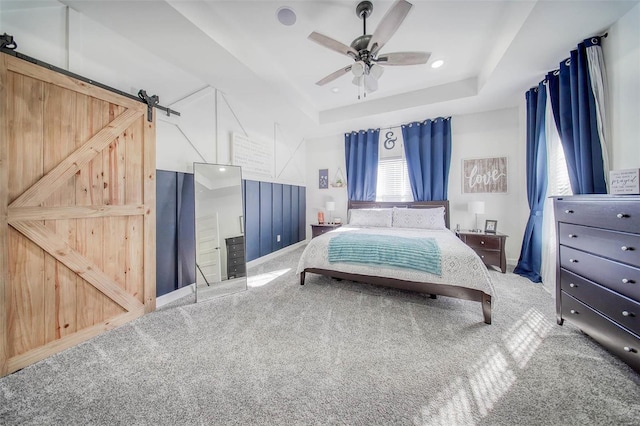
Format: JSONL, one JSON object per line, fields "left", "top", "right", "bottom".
{"left": 0, "top": 33, "right": 17, "bottom": 50}
{"left": 138, "top": 90, "right": 180, "bottom": 122}
{"left": 137, "top": 90, "right": 180, "bottom": 122}
{"left": 0, "top": 34, "right": 181, "bottom": 122}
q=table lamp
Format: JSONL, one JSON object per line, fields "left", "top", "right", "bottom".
{"left": 468, "top": 201, "right": 485, "bottom": 232}
{"left": 326, "top": 201, "right": 336, "bottom": 224}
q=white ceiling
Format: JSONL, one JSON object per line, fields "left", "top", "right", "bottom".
{"left": 59, "top": 0, "right": 637, "bottom": 138}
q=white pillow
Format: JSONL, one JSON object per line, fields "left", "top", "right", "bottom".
{"left": 348, "top": 208, "right": 393, "bottom": 227}
{"left": 392, "top": 207, "right": 446, "bottom": 230}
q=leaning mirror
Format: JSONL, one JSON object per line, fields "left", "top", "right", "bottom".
{"left": 194, "top": 163, "right": 246, "bottom": 301}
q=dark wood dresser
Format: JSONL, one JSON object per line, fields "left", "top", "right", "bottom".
{"left": 225, "top": 236, "right": 246, "bottom": 279}
{"left": 555, "top": 195, "right": 640, "bottom": 373}
{"left": 457, "top": 231, "right": 508, "bottom": 273}
{"left": 311, "top": 223, "right": 341, "bottom": 239}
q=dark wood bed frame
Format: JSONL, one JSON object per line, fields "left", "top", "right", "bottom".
{"left": 299, "top": 200, "right": 492, "bottom": 324}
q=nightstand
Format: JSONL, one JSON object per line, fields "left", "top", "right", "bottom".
{"left": 456, "top": 230, "right": 508, "bottom": 273}
{"left": 311, "top": 223, "right": 342, "bottom": 239}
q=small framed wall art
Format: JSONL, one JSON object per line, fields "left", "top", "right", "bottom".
{"left": 462, "top": 157, "right": 508, "bottom": 194}
{"left": 319, "top": 169, "right": 329, "bottom": 189}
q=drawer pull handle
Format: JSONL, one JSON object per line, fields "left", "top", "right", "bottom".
{"left": 570, "top": 309, "right": 578, "bottom": 315}
{"left": 568, "top": 234, "right": 577, "bottom": 238}
{"left": 621, "top": 246, "right": 632, "bottom": 251}
{"left": 622, "top": 278, "right": 635, "bottom": 284}
{"left": 569, "top": 259, "right": 578, "bottom": 263}
{"left": 569, "top": 283, "right": 577, "bottom": 288}
{"left": 565, "top": 209, "right": 574, "bottom": 214}
{"left": 623, "top": 346, "right": 637, "bottom": 353}
{"left": 622, "top": 311, "right": 634, "bottom": 317}
{"left": 480, "top": 241, "right": 485, "bottom": 245}
{"left": 617, "top": 213, "right": 629, "bottom": 219}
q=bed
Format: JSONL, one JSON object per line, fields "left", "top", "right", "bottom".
{"left": 297, "top": 201, "right": 495, "bottom": 324}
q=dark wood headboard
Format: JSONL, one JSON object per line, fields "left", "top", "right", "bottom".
{"left": 347, "top": 200, "right": 450, "bottom": 229}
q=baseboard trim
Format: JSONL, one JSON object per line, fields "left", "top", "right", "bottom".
{"left": 247, "top": 240, "right": 308, "bottom": 268}
{"left": 156, "top": 283, "right": 195, "bottom": 308}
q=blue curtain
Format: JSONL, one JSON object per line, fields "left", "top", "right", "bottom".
{"left": 345, "top": 129, "right": 380, "bottom": 201}
{"left": 401, "top": 117, "right": 452, "bottom": 201}
{"left": 547, "top": 37, "right": 606, "bottom": 194}
{"left": 514, "top": 82, "right": 548, "bottom": 283}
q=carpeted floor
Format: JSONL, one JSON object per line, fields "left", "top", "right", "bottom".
{"left": 1, "top": 245, "right": 639, "bottom": 425}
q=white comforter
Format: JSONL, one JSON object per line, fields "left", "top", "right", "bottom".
{"left": 296, "top": 226, "right": 495, "bottom": 297}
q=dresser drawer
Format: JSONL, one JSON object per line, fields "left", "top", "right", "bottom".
{"left": 228, "top": 249, "right": 244, "bottom": 259}
{"left": 226, "top": 236, "right": 244, "bottom": 245}
{"left": 559, "top": 246, "right": 640, "bottom": 300}
{"left": 558, "top": 223, "right": 640, "bottom": 268}
{"left": 228, "top": 256, "right": 244, "bottom": 267}
{"left": 555, "top": 199, "right": 640, "bottom": 233}
{"left": 461, "top": 234, "right": 500, "bottom": 250}
{"left": 561, "top": 293, "right": 640, "bottom": 373}
{"left": 227, "top": 265, "right": 246, "bottom": 279}
{"left": 561, "top": 269, "right": 640, "bottom": 335}
{"left": 474, "top": 249, "right": 501, "bottom": 266}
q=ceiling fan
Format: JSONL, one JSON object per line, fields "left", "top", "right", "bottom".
{"left": 308, "top": 0, "right": 430, "bottom": 95}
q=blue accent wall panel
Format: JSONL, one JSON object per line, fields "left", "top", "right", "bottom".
{"left": 259, "top": 182, "right": 273, "bottom": 257}
{"left": 298, "top": 187, "right": 306, "bottom": 241}
{"left": 156, "top": 170, "right": 195, "bottom": 297}
{"left": 156, "top": 171, "right": 178, "bottom": 297}
{"left": 282, "top": 184, "right": 292, "bottom": 246}
{"left": 272, "top": 184, "right": 283, "bottom": 251}
{"left": 291, "top": 187, "right": 299, "bottom": 243}
{"left": 245, "top": 180, "right": 261, "bottom": 261}
{"left": 241, "top": 180, "right": 305, "bottom": 260}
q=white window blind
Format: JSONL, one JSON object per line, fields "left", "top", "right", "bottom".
{"left": 376, "top": 158, "right": 413, "bottom": 201}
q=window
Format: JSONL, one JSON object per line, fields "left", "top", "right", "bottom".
{"left": 376, "top": 157, "right": 413, "bottom": 201}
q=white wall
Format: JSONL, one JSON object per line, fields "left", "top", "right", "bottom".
{"left": 305, "top": 107, "right": 528, "bottom": 263}
{"left": 606, "top": 2, "right": 640, "bottom": 170}
{"left": 1, "top": 1, "right": 306, "bottom": 185}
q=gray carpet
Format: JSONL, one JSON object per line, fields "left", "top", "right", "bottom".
{"left": 1, "top": 245, "right": 639, "bottom": 425}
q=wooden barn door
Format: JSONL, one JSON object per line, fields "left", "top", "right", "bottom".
{"left": 0, "top": 54, "right": 156, "bottom": 377}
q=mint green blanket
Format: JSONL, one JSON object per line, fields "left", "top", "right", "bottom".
{"left": 327, "top": 233, "right": 442, "bottom": 276}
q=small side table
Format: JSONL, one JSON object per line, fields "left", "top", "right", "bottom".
{"left": 456, "top": 230, "right": 508, "bottom": 273}
{"left": 311, "top": 223, "right": 342, "bottom": 239}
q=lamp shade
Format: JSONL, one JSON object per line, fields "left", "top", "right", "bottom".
{"left": 325, "top": 201, "right": 336, "bottom": 212}
{"left": 468, "top": 201, "right": 485, "bottom": 214}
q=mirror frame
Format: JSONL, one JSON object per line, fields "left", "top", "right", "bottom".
{"left": 193, "top": 162, "right": 247, "bottom": 302}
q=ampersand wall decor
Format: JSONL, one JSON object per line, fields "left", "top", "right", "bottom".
{"left": 384, "top": 131, "right": 397, "bottom": 150}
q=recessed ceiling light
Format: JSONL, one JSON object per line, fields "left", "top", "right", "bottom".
{"left": 431, "top": 60, "right": 444, "bottom": 69}
{"left": 276, "top": 6, "right": 296, "bottom": 26}
{"left": 331, "top": 87, "right": 340, "bottom": 93}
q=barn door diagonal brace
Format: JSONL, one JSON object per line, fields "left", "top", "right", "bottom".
{"left": 138, "top": 90, "right": 180, "bottom": 122}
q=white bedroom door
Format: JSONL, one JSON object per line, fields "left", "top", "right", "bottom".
{"left": 197, "top": 213, "right": 222, "bottom": 285}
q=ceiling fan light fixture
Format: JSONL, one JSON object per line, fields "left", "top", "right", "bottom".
{"left": 364, "top": 74, "right": 378, "bottom": 92}
{"left": 276, "top": 6, "right": 297, "bottom": 26}
{"left": 352, "top": 61, "right": 366, "bottom": 77}
{"left": 369, "top": 63, "right": 384, "bottom": 79}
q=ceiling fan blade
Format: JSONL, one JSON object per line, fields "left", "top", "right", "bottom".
{"left": 376, "top": 51, "right": 430, "bottom": 66}
{"left": 367, "top": 0, "right": 413, "bottom": 57}
{"left": 308, "top": 32, "right": 358, "bottom": 58}
{"left": 316, "top": 65, "right": 352, "bottom": 86}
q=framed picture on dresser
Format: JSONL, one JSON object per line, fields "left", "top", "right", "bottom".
{"left": 485, "top": 220, "right": 497, "bottom": 233}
